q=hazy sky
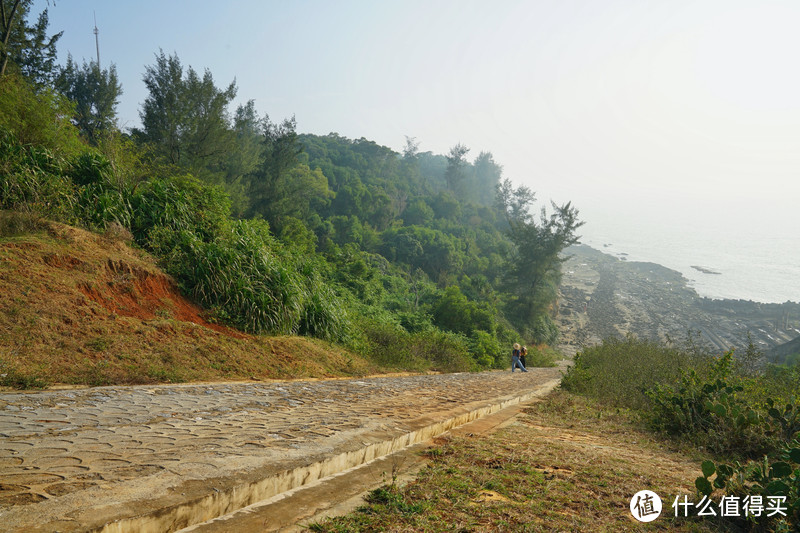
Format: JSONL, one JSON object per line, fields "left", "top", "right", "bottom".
{"left": 32, "top": 0, "right": 800, "bottom": 230}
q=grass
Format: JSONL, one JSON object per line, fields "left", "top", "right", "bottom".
{"left": 307, "top": 391, "right": 719, "bottom": 532}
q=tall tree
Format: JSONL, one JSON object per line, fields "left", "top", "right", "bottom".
{"left": 248, "top": 115, "right": 332, "bottom": 229}
{"left": 496, "top": 178, "right": 583, "bottom": 337}
{"left": 1, "top": 1, "right": 61, "bottom": 85}
{"left": 444, "top": 143, "right": 469, "bottom": 198}
{"left": 56, "top": 56, "right": 122, "bottom": 144}
{"left": 470, "top": 151, "right": 503, "bottom": 206}
{"left": 227, "top": 99, "right": 262, "bottom": 181}
{"left": 0, "top": 0, "right": 25, "bottom": 77}
{"left": 137, "top": 51, "right": 236, "bottom": 176}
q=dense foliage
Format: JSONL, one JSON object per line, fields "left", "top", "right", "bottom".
{"left": 0, "top": 8, "right": 580, "bottom": 372}
{"left": 562, "top": 336, "right": 800, "bottom": 531}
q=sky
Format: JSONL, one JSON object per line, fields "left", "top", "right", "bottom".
{"left": 30, "top": 0, "right": 800, "bottom": 300}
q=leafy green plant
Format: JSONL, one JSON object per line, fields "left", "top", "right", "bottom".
{"left": 767, "top": 398, "right": 800, "bottom": 443}
{"left": 0, "top": 127, "right": 76, "bottom": 222}
{"left": 647, "top": 351, "right": 775, "bottom": 457}
{"left": 130, "top": 174, "right": 231, "bottom": 244}
{"left": 696, "top": 445, "right": 800, "bottom": 531}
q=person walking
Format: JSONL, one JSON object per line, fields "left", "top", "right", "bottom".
{"left": 520, "top": 345, "right": 528, "bottom": 368}
{"left": 511, "top": 343, "right": 528, "bottom": 373}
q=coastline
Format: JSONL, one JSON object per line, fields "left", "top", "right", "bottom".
{"left": 555, "top": 244, "right": 800, "bottom": 358}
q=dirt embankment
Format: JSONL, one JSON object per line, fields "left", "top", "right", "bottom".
{"left": 0, "top": 222, "right": 374, "bottom": 387}
{"left": 555, "top": 244, "right": 800, "bottom": 357}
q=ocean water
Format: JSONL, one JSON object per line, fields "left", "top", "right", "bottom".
{"left": 575, "top": 200, "right": 799, "bottom": 304}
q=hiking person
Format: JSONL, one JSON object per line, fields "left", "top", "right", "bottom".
{"left": 511, "top": 343, "right": 527, "bottom": 373}
{"left": 520, "top": 345, "right": 528, "bottom": 368}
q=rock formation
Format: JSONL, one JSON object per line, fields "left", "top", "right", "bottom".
{"left": 555, "top": 245, "right": 800, "bottom": 359}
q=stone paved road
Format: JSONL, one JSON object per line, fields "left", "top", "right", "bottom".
{"left": 0, "top": 368, "right": 561, "bottom": 532}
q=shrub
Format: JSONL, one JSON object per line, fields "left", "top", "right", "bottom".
{"left": 147, "top": 218, "right": 353, "bottom": 342}
{"left": 528, "top": 313, "right": 559, "bottom": 345}
{"left": 0, "top": 127, "right": 76, "bottom": 222}
{"left": 356, "top": 315, "right": 472, "bottom": 373}
{"left": 410, "top": 329, "right": 473, "bottom": 373}
{"left": 0, "top": 73, "right": 84, "bottom": 156}
{"left": 130, "top": 174, "right": 231, "bottom": 244}
{"left": 560, "top": 335, "right": 694, "bottom": 410}
{"left": 469, "top": 330, "right": 502, "bottom": 367}
{"left": 647, "top": 351, "right": 775, "bottom": 458}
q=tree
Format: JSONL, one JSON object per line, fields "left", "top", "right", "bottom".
{"left": 0, "top": 70, "right": 82, "bottom": 153}
{"left": 444, "top": 143, "right": 469, "bottom": 197}
{"left": 496, "top": 178, "right": 583, "bottom": 339}
{"left": 227, "top": 100, "right": 262, "bottom": 182}
{"left": 56, "top": 56, "right": 122, "bottom": 144}
{"left": 402, "top": 135, "right": 419, "bottom": 160}
{"left": 137, "top": 51, "right": 236, "bottom": 175}
{"left": 401, "top": 135, "right": 423, "bottom": 193}
{"left": 262, "top": 163, "right": 332, "bottom": 229}
{"left": 0, "top": 0, "right": 26, "bottom": 77}
{"left": 470, "top": 151, "right": 503, "bottom": 206}
{"left": 224, "top": 100, "right": 263, "bottom": 216}
{"left": 402, "top": 198, "right": 434, "bottom": 226}
{"left": 247, "top": 114, "right": 303, "bottom": 222}
{"left": 0, "top": 1, "right": 61, "bottom": 86}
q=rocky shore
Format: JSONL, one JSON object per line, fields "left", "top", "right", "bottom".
{"left": 555, "top": 245, "right": 800, "bottom": 359}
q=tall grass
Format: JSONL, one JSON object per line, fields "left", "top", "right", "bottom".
{"left": 0, "top": 128, "right": 76, "bottom": 222}
{"left": 148, "top": 218, "right": 353, "bottom": 341}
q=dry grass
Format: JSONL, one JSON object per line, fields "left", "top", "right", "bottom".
{"left": 0, "top": 221, "right": 376, "bottom": 388}
{"left": 309, "top": 391, "right": 720, "bottom": 532}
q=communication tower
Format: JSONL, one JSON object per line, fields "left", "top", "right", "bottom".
{"left": 93, "top": 12, "right": 100, "bottom": 67}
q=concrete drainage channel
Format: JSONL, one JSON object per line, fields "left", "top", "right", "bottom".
{"left": 95, "top": 379, "right": 560, "bottom": 533}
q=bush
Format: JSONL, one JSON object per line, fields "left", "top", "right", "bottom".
{"left": 528, "top": 313, "right": 559, "bottom": 345}
{"left": 131, "top": 174, "right": 231, "bottom": 244}
{"left": 0, "top": 127, "right": 76, "bottom": 222}
{"left": 469, "top": 330, "right": 502, "bottom": 367}
{"left": 148, "top": 218, "right": 353, "bottom": 342}
{"left": 410, "top": 329, "right": 473, "bottom": 373}
{"left": 560, "top": 336, "right": 694, "bottom": 410}
{"left": 647, "top": 351, "right": 776, "bottom": 458}
{"left": 0, "top": 73, "right": 84, "bottom": 156}
{"left": 357, "top": 315, "right": 473, "bottom": 373}
{"left": 359, "top": 317, "right": 422, "bottom": 370}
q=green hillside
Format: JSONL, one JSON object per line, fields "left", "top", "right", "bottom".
{"left": 1, "top": 4, "right": 575, "bottom": 379}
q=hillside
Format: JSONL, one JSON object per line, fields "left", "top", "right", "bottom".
{"left": 766, "top": 334, "right": 800, "bottom": 365}
{"left": 0, "top": 220, "right": 375, "bottom": 388}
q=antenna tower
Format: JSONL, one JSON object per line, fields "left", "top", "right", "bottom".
{"left": 93, "top": 12, "right": 100, "bottom": 67}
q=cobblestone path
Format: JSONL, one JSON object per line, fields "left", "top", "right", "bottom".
{"left": 0, "top": 368, "right": 561, "bottom": 532}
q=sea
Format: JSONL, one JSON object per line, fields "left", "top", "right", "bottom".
{"left": 575, "top": 199, "right": 799, "bottom": 305}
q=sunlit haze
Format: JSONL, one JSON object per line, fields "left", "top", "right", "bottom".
{"left": 33, "top": 0, "right": 800, "bottom": 301}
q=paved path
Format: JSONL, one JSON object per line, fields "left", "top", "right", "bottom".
{"left": 0, "top": 368, "right": 561, "bottom": 532}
